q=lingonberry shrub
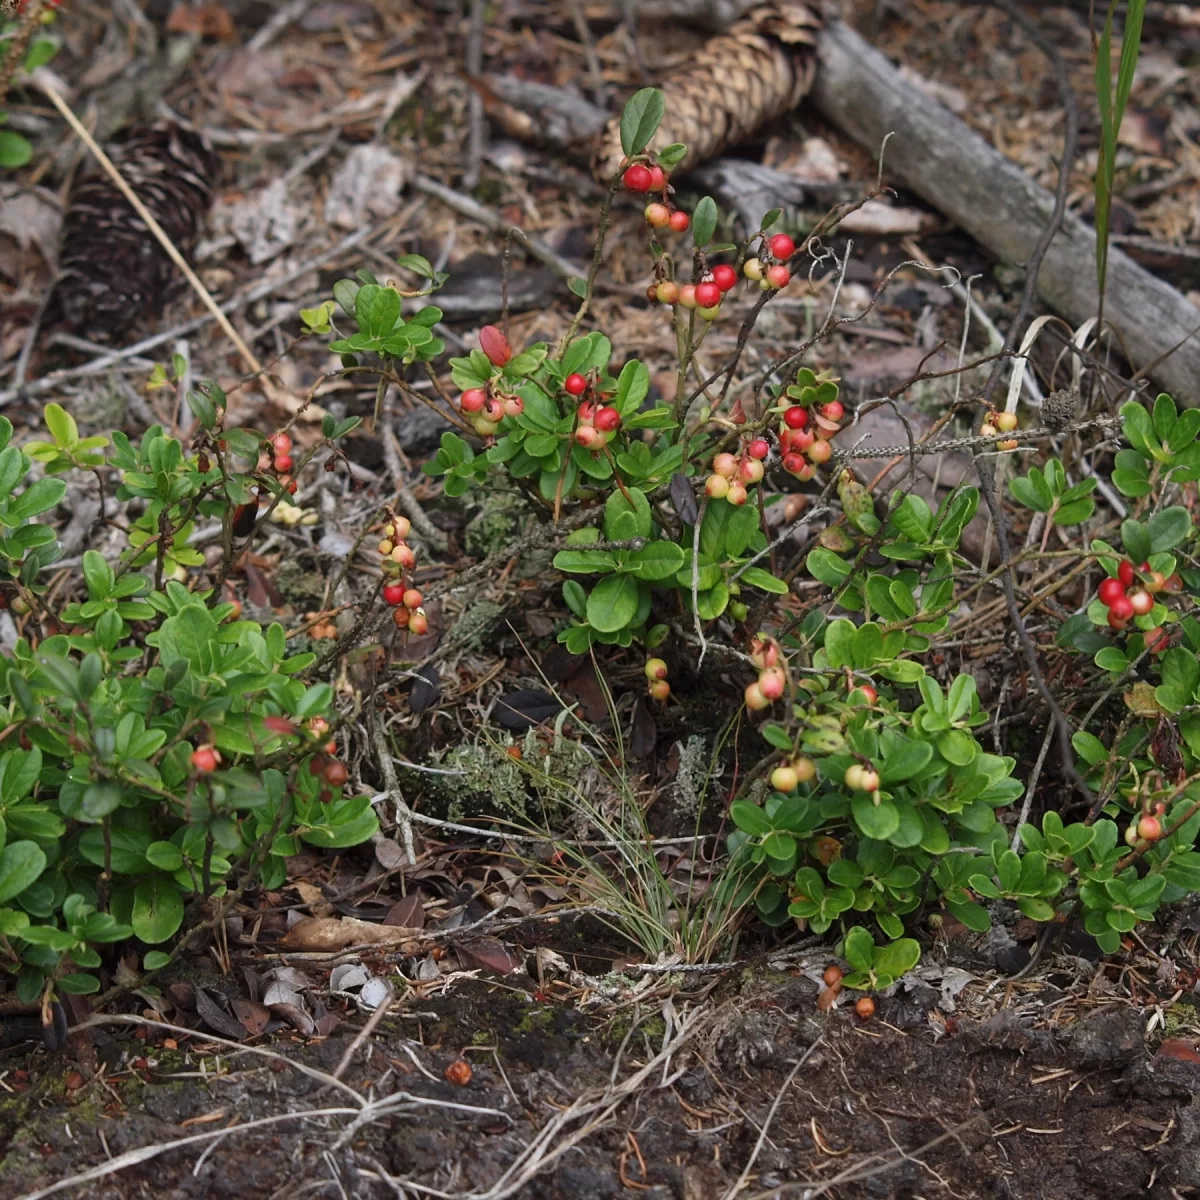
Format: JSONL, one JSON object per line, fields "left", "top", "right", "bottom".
{"left": 313, "top": 89, "right": 1200, "bottom": 971}
{"left": 0, "top": 394, "right": 378, "bottom": 1004}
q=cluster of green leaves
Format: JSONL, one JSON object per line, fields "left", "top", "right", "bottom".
{"left": 0, "top": 405, "right": 378, "bottom": 1004}
{"left": 1009, "top": 458, "right": 1096, "bottom": 530}
{"left": 0, "top": 9, "right": 59, "bottom": 168}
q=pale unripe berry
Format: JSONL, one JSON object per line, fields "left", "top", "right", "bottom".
{"left": 408, "top": 609, "right": 428, "bottom": 635}
{"left": 770, "top": 765, "right": 799, "bottom": 792}
{"left": 1137, "top": 814, "right": 1163, "bottom": 841}
{"left": 743, "top": 257, "right": 764, "bottom": 281}
{"left": 644, "top": 658, "right": 669, "bottom": 680}
{"left": 575, "top": 425, "right": 601, "bottom": 448}
{"left": 645, "top": 202, "right": 671, "bottom": 228}
{"left": 503, "top": 395, "right": 524, "bottom": 418}
{"left": 472, "top": 416, "right": 500, "bottom": 437}
{"left": 706, "top": 474, "right": 730, "bottom": 499}
{"left": 758, "top": 667, "right": 785, "bottom": 700}
{"left": 739, "top": 458, "right": 764, "bottom": 484}
{"left": 678, "top": 284, "right": 698, "bottom": 309}
{"left": 996, "top": 411, "right": 1018, "bottom": 432}
{"left": 792, "top": 756, "right": 817, "bottom": 783}
{"left": 744, "top": 682, "right": 770, "bottom": 710}
{"left": 713, "top": 453, "right": 738, "bottom": 478}
{"left": 648, "top": 679, "right": 670, "bottom": 701}
{"left": 726, "top": 480, "right": 748, "bottom": 505}
{"left": 391, "top": 543, "right": 416, "bottom": 568}
{"left": 697, "top": 304, "right": 721, "bottom": 321}
{"left": 390, "top": 517, "right": 412, "bottom": 540}
{"left": 844, "top": 765, "right": 865, "bottom": 790}
{"left": 860, "top": 768, "right": 880, "bottom": 791}
{"left": 808, "top": 439, "right": 833, "bottom": 464}
{"left": 656, "top": 281, "right": 679, "bottom": 305}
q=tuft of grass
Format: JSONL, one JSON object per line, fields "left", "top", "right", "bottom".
{"left": 1093, "top": 0, "right": 1147, "bottom": 312}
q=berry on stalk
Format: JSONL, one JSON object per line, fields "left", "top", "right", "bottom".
{"left": 697, "top": 304, "right": 721, "bottom": 321}
{"left": 1118, "top": 560, "right": 1135, "bottom": 587}
{"left": 503, "top": 395, "right": 524, "bottom": 418}
{"left": 403, "top": 588, "right": 423, "bottom": 609}
{"left": 743, "top": 258, "right": 764, "bottom": 281}
{"left": 758, "top": 667, "right": 785, "bottom": 700}
{"left": 821, "top": 400, "right": 844, "bottom": 422}
{"left": 191, "top": 746, "right": 219, "bottom": 773}
{"left": 695, "top": 280, "right": 722, "bottom": 309}
{"left": 623, "top": 164, "right": 653, "bottom": 192}
{"left": 594, "top": 406, "right": 621, "bottom": 432}
{"left": 1098, "top": 577, "right": 1126, "bottom": 607}
{"left": 996, "top": 411, "right": 1018, "bottom": 432}
{"left": 655, "top": 281, "right": 679, "bottom": 305}
{"left": 771, "top": 765, "right": 799, "bottom": 792}
{"left": 647, "top": 165, "right": 666, "bottom": 190}
{"left": 744, "top": 681, "right": 770, "bottom": 711}
{"left": 739, "top": 457, "right": 764, "bottom": 484}
{"left": 408, "top": 609, "right": 428, "bottom": 636}
{"left": 1108, "top": 594, "right": 1135, "bottom": 624}
{"left": 712, "top": 264, "right": 738, "bottom": 292}
{"left": 1137, "top": 814, "right": 1163, "bottom": 841}
{"left": 706, "top": 474, "right": 730, "bottom": 499}
{"left": 678, "top": 284, "right": 698, "bottom": 309}
{"left": 272, "top": 433, "right": 292, "bottom": 456}
{"left": 479, "top": 325, "right": 512, "bottom": 367}
{"left": 644, "top": 658, "right": 669, "bottom": 680}
{"left": 726, "top": 480, "right": 747, "bottom": 505}
{"left": 1128, "top": 590, "right": 1153, "bottom": 616}
{"left": 784, "top": 405, "right": 809, "bottom": 429}
{"left": 768, "top": 233, "right": 795, "bottom": 260}
{"left": 766, "top": 264, "right": 790, "bottom": 289}
{"left": 564, "top": 373, "right": 588, "bottom": 396}
{"left": 383, "top": 583, "right": 406, "bottom": 606}
{"left": 648, "top": 679, "right": 670, "bottom": 702}
{"left": 645, "top": 202, "right": 671, "bottom": 228}
{"left": 713, "top": 452, "right": 738, "bottom": 478}
{"left": 748, "top": 438, "right": 770, "bottom": 460}
{"left": 808, "top": 439, "right": 832, "bottom": 464}
{"left": 668, "top": 210, "right": 690, "bottom": 233}
{"left": 782, "top": 451, "right": 806, "bottom": 475}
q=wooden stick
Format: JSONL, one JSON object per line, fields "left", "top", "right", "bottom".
{"left": 810, "top": 20, "right": 1200, "bottom": 404}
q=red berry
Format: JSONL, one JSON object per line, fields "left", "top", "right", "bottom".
{"left": 769, "top": 233, "right": 795, "bottom": 260}
{"left": 807, "top": 440, "right": 832, "bottom": 464}
{"left": 1129, "top": 590, "right": 1153, "bottom": 616}
{"left": 782, "top": 451, "right": 806, "bottom": 475}
{"left": 1137, "top": 814, "right": 1163, "bottom": 841}
{"left": 857, "top": 684, "right": 878, "bottom": 704}
{"left": 821, "top": 401, "right": 844, "bottom": 422}
{"left": 783, "top": 405, "right": 808, "bottom": 430}
{"left": 647, "top": 165, "right": 666, "bottom": 190}
{"left": 393, "top": 606, "right": 411, "bottom": 628}
{"left": 623, "top": 164, "right": 653, "bottom": 192}
{"left": 1098, "top": 577, "right": 1126, "bottom": 607}
{"left": 668, "top": 210, "right": 690, "bottom": 233}
{"left": 711, "top": 264, "right": 738, "bottom": 292}
{"left": 766, "top": 264, "right": 791, "bottom": 289}
{"left": 324, "top": 760, "right": 348, "bottom": 787}
{"left": 403, "top": 588, "right": 423, "bottom": 609}
{"left": 479, "top": 325, "right": 512, "bottom": 367}
{"left": 1118, "top": 560, "right": 1135, "bottom": 587}
{"left": 503, "top": 395, "right": 524, "bottom": 418}
{"left": 408, "top": 610, "right": 428, "bottom": 635}
{"left": 645, "top": 202, "right": 671, "bottom": 228}
{"left": 272, "top": 433, "right": 292, "bottom": 456}
{"left": 824, "top": 965, "right": 843, "bottom": 986}
{"left": 275, "top": 454, "right": 293, "bottom": 473}
{"left": 694, "top": 281, "right": 722, "bottom": 309}
{"left": 383, "top": 584, "right": 406, "bottom": 606}
{"left": 460, "top": 387, "right": 486, "bottom": 413}
{"left": 564, "top": 373, "right": 588, "bottom": 397}
{"left": 191, "top": 747, "right": 218, "bottom": 773}
{"left": 594, "top": 406, "right": 621, "bottom": 432}
{"left": 748, "top": 438, "right": 770, "bottom": 460}
{"left": 286, "top": 478, "right": 298, "bottom": 494}
{"left": 1108, "top": 594, "right": 1135, "bottom": 622}
{"left": 1164, "top": 573, "right": 1184, "bottom": 593}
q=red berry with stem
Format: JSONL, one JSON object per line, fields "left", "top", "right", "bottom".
{"left": 594, "top": 406, "right": 621, "bottom": 432}
{"left": 647, "top": 165, "right": 666, "bottom": 190}
{"left": 191, "top": 746, "right": 219, "bottom": 773}
{"left": 766, "top": 264, "right": 791, "bottom": 289}
{"left": 748, "top": 438, "right": 770, "bottom": 460}
{"left": 274, "top": 454, "right": 293, "bottom": 473}
{"left": 1137, "top": 814, "right": 1163, "bottom": 841}
{"left": 565, "top": 373, "right": 588, "bottom": 397}
{"left": 821, "top": 401, "right": 844, "bottom": 422}
{"left": 575, "top": 425, "right": 601, "bottom": 448}
{"left": 656, "top": 281, "right": 679, "bottom": 305}
{"left": 403, "top": 588, "right": 423, "bottom": 609}
{"left": 408, "top": 609, "right": 428, "bottom": 636}
{"left": 668, "top": 210, "right": 690, "bottom": 233}
{"left": 393, "top": 606, "right": 411, "bottom": 628}
{"left": 383, "top": 583, "right": 406, "bottom": 606}
{"left": 758, "top": 668, "right": 785, "bottom": 701}
{"left": 1108, "top": 594, "right": 1135, "bottom": 622}
{"left": 712, "top": 264, "right": 738, "bottom": 292}
{"left": 648, "top": 679, "right": 670, "bottom": 702}
{"left": 694, "top": 280, "right": 721, "bottom": 308}
{"left": 769, "top": 233, "right": 795, "bottom": 260}
{"left": 1164, "top": 573, "right": 1184, "bottom": 593}
{"left": 272, "top": 433, "right": 292, "bottom": 456}
{"left": 623, "top": 164, "right": 653, "bottom": 192}
{"left": 1098, "top": 577, "right": 1126, "bottom": 607}
{"left": 784, "top": 405, "right": 808, "bottom": 429}
{"left": 1118, "top": 560, "right": 1135, "bottom": 587}
{"left": 808, "top": 439, "right": 832, "bottom": 464}
{"left": 713, "top": 452, "right": 738, "bottom": 478}
{"left": 739, "top": 457, "right": 764, "bottom": 484}
{"left": 1129, "top": 590, "right": 1153, "bottom": 616}
{"left": 782, "top": 451, "right": 806, "bottom": 475}
{"left": 324, "top": 760, "right": 348, "bottom": 787}
{"left": 460, "top": 387, "right": 486, "bottom": 413}
{"left": 503, "top": 395, "right": 524, "bottom": 418}
{"left": 727, "top": 480, "right": 748, "bottom": 505}
{"left": 645, "top": 202, "right": 671, "bottom": 227}
{"left": 857, "top": 684, "right": 878, "bottom": 704}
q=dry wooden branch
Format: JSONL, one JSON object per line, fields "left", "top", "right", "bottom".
{"left": 810, "top": 20, "right": 1200, "bottom": 404}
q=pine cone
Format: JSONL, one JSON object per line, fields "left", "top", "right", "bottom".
{"left": 592, "top": 2, "right": 822, "bottom": 183}
{"left": 54, "top": 123, "right": 220, "bottom": 342}
{"left": 1041, "top": 386, "right": 1080, "bottom": 431}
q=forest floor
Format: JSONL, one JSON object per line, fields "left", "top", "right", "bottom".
{"left": 2, "top": 0, "right": 1200, "bottom": 1197}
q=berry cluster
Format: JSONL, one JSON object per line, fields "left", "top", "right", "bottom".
{"left": 570, "top": 373, "right": 622, "bottom": 449}
{"left": 1126, "top": 809, "right": 1166, "bottom": 846}
{"left": 1097, "top": 557, "right": 1178, "bottom": 642}
{"left": 980, "top": 409, "right": 1019, "bottom": 451}
{"left": 268, "top": 432, "right": 298, "bottom": 495}
{"left": 644, "top": 657, "right": 670, "bottom": 702}
{"left": 844, "top": 762, "right": 881, "bottom": 793}
{"left": 706, "top": 439, "right": 767, "bottom": 505}
{"left": 743, "top": 233, "right": 795, "bottom": 293}
{"left": 624, "top": 161, "right": 691, "bottom": 233}
{"left": 459, "top": 382, "right": 523, "bottom": 439}
{"left": 377, "top": 515, "right": 428, "bottom": 635}
{"left": 649, "top": 262, "right": 737, "bottom": 322}
{"left": 779, "top": 397, "right": 843, "bottom": 479}
{"left": 744, "top": 636, "right": 785, "bottom": 709}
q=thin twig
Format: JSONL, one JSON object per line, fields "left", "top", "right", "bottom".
{"left": 371, "top": 705, "right": 417, "bottom": 865}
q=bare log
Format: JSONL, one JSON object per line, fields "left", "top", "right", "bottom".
{"left": 810, "top": 19, "right": 1200, "bottom": 404}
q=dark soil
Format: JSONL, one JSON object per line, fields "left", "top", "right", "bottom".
{"left": 3, "top": 968, "right": 1199, "bottom": 1199}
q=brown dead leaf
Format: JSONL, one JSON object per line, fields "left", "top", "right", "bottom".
{"left": 1157, "top": 1039, "right": 1200, "bottom": 1065}
{"left": 279, "top": 915, "right": 420, "bottom": 952}
{"left": 385, "top": 895, "right": 425, "bottom": 929}
{"left": 458, "top": 937, "right": 523, "bottom": 976}
{"left": 231, "top": 998, "right": 271, "bottom": 1037}
{"left": 166, "top": 2, "right": 237, "bottom": 39}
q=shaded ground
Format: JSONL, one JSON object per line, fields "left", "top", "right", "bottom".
{"left": 4, "top": 950, "right": 1200, "bottom": 1199}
